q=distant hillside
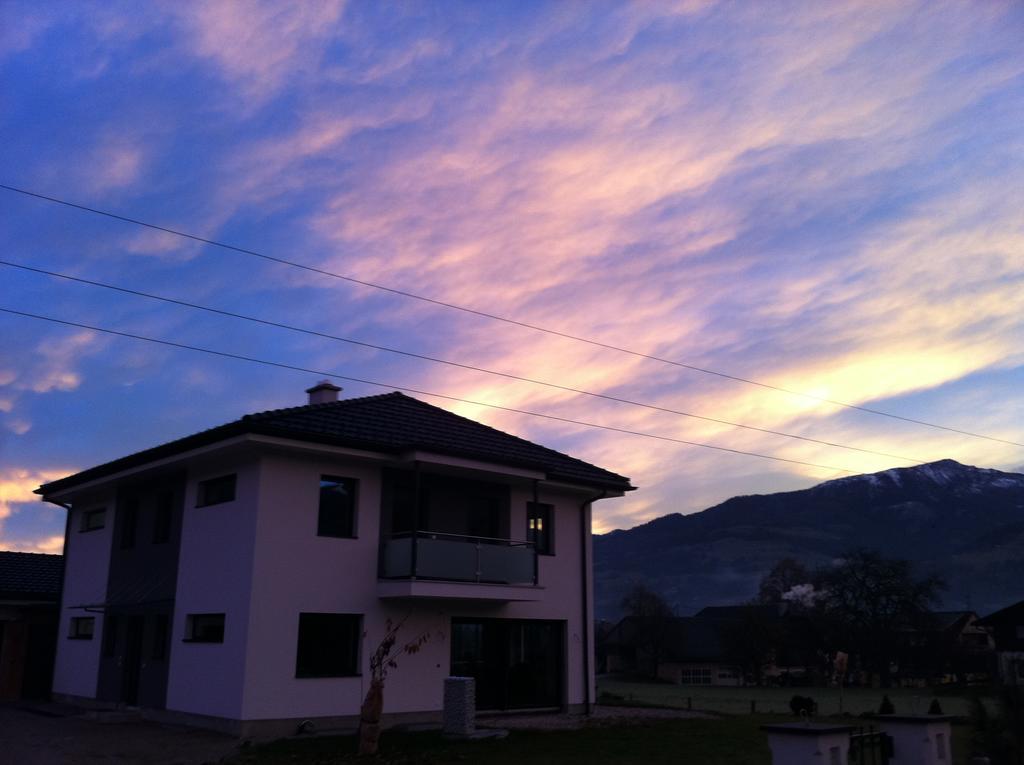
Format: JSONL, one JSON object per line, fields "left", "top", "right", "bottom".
{"left": 593, "top": 459, "right": 1024, "bottom": 619}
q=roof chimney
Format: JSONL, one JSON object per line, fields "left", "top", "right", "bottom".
{"left": 306, "top": 379, "right": 342, "bottom": 405}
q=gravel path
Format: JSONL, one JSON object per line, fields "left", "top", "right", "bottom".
{"left": 0, "top": 703, "right": 239, "bottom": 764}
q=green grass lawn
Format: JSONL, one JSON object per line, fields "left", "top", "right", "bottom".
{"left": 597, "top": 677, "right": 990, "bottom": 717}
{"left": 227, "top": 715, "right": 975, "bottom": 765}
{"left": 229, "top": 716, "right": 775, "bottom": 765}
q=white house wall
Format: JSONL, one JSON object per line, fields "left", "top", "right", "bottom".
{"left": 240, "top": 453, "right": 385, "bottom": 720}
{"left": 239, "top": 453, "right": 596, "bottom": 722}
{"left": 52, "top": 490, "right": 115, "bottom": 699}
{"left": 164, "top": 457, "right": 262, "bottom": 720}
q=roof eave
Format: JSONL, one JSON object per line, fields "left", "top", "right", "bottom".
{"left": 35, "top": 412, "right": 635, "bottom": 497}
{"left": 36, "top": 420, "right": 249, "bottom": 497}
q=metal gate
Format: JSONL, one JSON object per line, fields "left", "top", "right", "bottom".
{"left": 848, "top": 726, "right": 893, "bottom": 765}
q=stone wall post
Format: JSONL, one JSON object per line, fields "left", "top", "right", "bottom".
{"left": 762, "top": 723, "right": 854, "bottom": 765}
{"left": 443, "top": 676, "right": 476, "bottom": 737}
{"left": 873, "top": 715, "right": 955, "bottom": 765}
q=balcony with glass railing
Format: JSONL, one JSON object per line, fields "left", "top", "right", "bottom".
{"left": 382, "top": 531, "right": 536, "bottom": 584}
{"left": 376, "top": 468, "right": 545, "bottom": 601}
{"left": 377, "top": 531, "right": 542, "bottom": 601}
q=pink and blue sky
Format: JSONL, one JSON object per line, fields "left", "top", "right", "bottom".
{"left": 1, "top": 1, "right": 1022, "bottom": 552}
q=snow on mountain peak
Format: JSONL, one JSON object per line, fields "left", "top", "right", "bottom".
{"left": 818, "top": 459, "right": 1024, "bottom": 493}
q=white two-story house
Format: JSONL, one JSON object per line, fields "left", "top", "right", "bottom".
{"left": 37, "top": 382, "right": 633, "bottom": 737}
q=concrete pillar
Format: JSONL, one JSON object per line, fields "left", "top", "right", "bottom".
{"left": 873, "top": 715, "right": 955, "bottom": 765}
{"left": 762, "top": 723, "right": 855, "bottom": 765}
{"left": 443, "top": 676, "right": 475, "bottom": 737}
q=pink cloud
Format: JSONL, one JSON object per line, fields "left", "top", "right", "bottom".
{"left": 0, "top": 534, "right": 65, "bottom": 554}
{"left": 171, "top": 0, "right": 347, "bottom": 104}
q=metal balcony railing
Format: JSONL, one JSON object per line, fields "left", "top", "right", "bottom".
{"left": 380, "top": 531, "right": 537, "bottom": 585}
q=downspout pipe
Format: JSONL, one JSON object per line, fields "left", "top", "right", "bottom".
{"left": 579, "top": 489, "right": 606, "bottom": 716}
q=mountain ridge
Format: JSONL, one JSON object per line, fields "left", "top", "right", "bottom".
{"left": 593, "top": 459, "right": 1024, "bottom": 620}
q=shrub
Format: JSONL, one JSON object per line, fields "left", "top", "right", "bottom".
{"left": 928, "top": 698, "right": 943, "bottom": 715}
{"left": 790, "top": 695, "right": 815, "bottom": 717}
{"left": 879, "top": 695, "right": 895, "bottom": 714}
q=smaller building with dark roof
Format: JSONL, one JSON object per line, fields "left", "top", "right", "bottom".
{"left": 0, "top": 551, "right": 63, "bottom": 700}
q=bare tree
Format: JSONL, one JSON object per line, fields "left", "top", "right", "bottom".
{"left": 757, "top": 558, "right": 813, "bottom": 605}
{"left": 718, "top": 604, "right": 786, "bottom": 685}
{"left": 620, "top": 582, "right": 675, "bottom": 677}
{"left": 358, "top": 617, "right": 430, "bottom": 756}
{"left": 814, "top": 549, "right": 945, "bottom": 687}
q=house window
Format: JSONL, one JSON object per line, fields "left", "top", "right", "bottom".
{"left": 69, "top": 616, "right": 95, "bottom": 639}
{"left": 318, "top": 476, "right": 358, "bottom": 538}
{"left": 196, "top": 475, "right": 236, "bottom": 507}
{"left": 80, "top": 508, "right": 106, "bottom": 532}
{"left": 120, "top": 497, "right": 139, "bottom": 549}
{"left": 153, "top": 614, "right": 169, "bottom": 660}
{"left": 184, "top": 613, "right": 225, "bottom": 643}
{"left": 527, "top": 502, "right": 553, "bottom": 555}
{"left": 152, "top": 491, "right": 173, "bottom": 544}
{"left": 679, "top": 667, "right": 712, "bottom": 685}
{"left": 295, "top": 613, "right": 361, "bottom": 678}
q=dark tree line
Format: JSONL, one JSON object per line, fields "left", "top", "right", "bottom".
{"left": 756, "top": 550, "right": 946, "bottom": 686}
{"left": 614, "top": 549, "right": 947, "bottom": 688}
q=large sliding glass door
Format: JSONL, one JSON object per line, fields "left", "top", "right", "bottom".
{"left": 451, "top": 618, "right": 564, "bottom": 711}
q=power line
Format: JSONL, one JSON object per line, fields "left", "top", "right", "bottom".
{"left": 0, "top": 305, "right": 860, "bottom": 475}
{"left": 0, "top": 258, "right": 924, "bottom": 463}
{"left": 2, "top": 182, "right": 1019, "bottom": 449}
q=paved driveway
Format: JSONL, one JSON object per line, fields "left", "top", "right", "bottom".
{"left": 0, "top": 703, "right": 240, "bottom": 764}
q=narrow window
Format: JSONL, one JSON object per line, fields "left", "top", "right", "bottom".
{"left": 152, "top": 490, "right": 173, "bottom": 544}
{"left": 196, "top": 475, "right": 236, "bottom": 507}
{"left": 120, "top": 497, "right": 138, "bottom": 549}
{"left": 527, "top": 502, "right": 554, "bottom": 555}
{"left": 103, "top": 616, "right": 119, "bottom": 656}
{"left": 80, "top": 508, "right": 106, "bottom": 532}
{"left": 152, "top": 614, "right": 169, "bottom": 660}
{"left": 69, "top": 616, "right": 95, "bottom": 639}
{"left": 317, "top": 476, "right": 358, "bottom": 538}
{"left": 295, "top": 613, "right": 361, "bottom": 678}
{"left": 184, "top": 613, "right": 225, "bottom": 643}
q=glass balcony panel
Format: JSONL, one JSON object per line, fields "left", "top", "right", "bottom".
{"left": 382, "top": 535, "right": 413, "bottom": 577}
{"left": 380, "top": 533, "right": 536, "bottom": 585}
{"left": 416, "top": 536, "right": 479, "bottom": 581}
{"left": 479, "top": 543, "right": 535, "bottom": 584}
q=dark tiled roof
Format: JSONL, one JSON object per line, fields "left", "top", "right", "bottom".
{"left": 976, "top": 600, "right": 1024, "bottom": 627}
{"left": 605, "top": 615, "right": 731, "bottom": 662}
{"left": 0, "top": 551, "right": 63, "bottom": 600}
{"left": 694, "top": 604, "right": 786, "bottom": 620}
{"left": 929, "top": 611, "right": 974, "bottom": 632}
{"left": 39, "top": 392, "right": 634, "bottom": 495}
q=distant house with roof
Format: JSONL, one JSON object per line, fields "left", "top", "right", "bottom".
{"left": 604, "top": 603, "right": 819, "bottom": 687}
{"left": 0, "top": 551, "right": 63, "bottom": 700}
{"left": 36, "top": 382, "right": 633, "bottom": 736}
{"left": 976, "top": 600, "right": 1024, "bottom": 685}
{"left": 895, "top": 611, "right": 995, "bottom": 686}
